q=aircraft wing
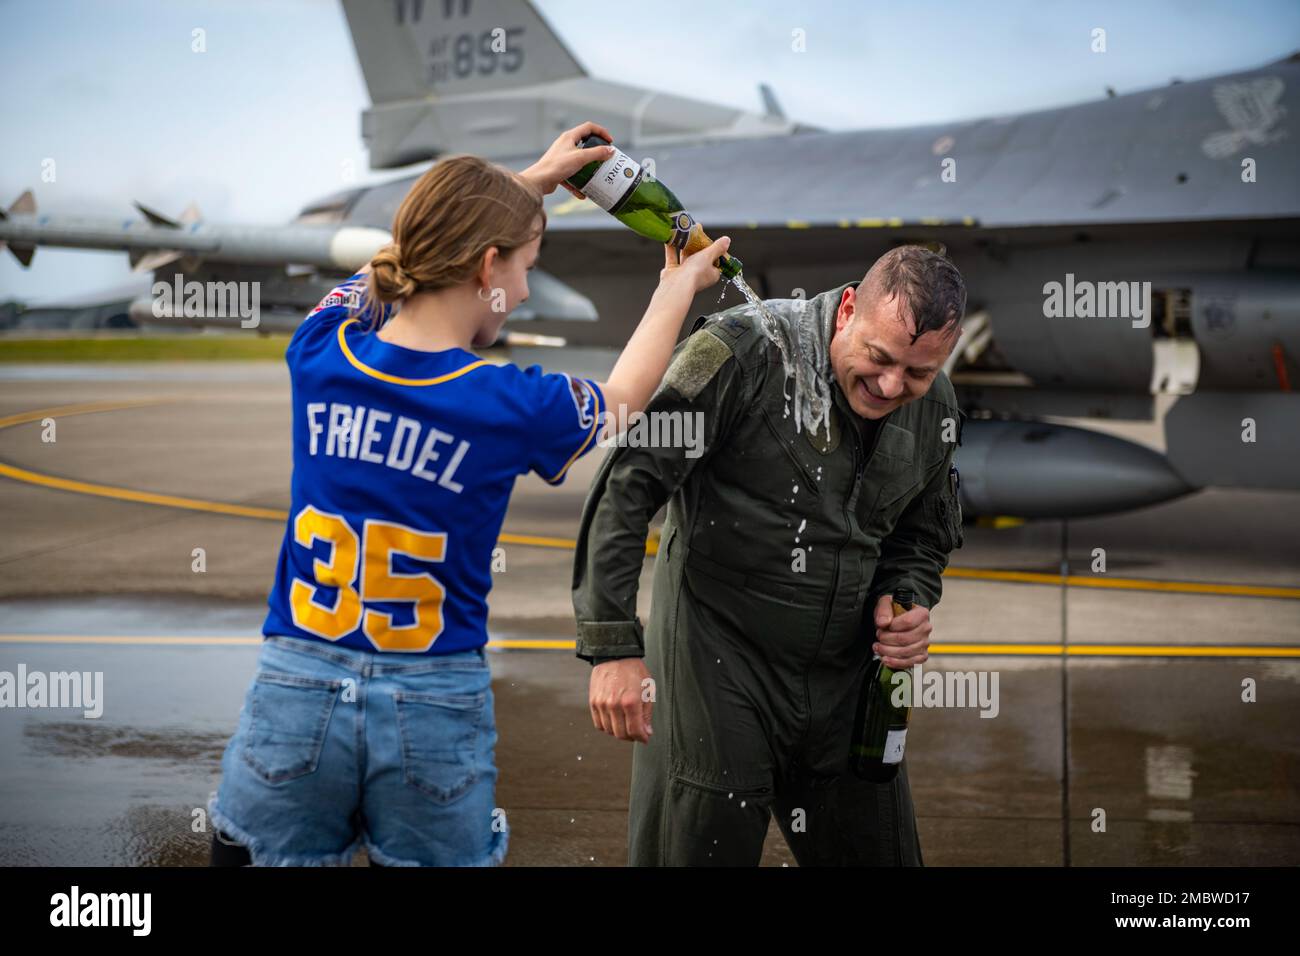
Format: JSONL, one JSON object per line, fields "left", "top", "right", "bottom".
{"left": 534, "top": 53, "right": 1300, "bottom": 232}
{"left": 0, "top": 192, "right": 597, "bottom": 327}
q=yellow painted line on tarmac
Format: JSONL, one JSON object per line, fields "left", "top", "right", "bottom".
{"left": 2, "top": 402, "right": 1298, "bottom": 601}
{"left": 496, "top": 532, "right": 581, "bottom": 550}
{"left": 0, "top": 398, "right": 169, "bottom": 429}
{"left": 0, "top": 634, "right": 569, "bottom": 650}
{"left": 942, "top": 567, "right": 1300, "bottom": 600}
{"left": 1063, "top": 644, "right": 1300, "bottom": 658}
{"left": 0, "top": 635, "right": 262, "bottom": 646}
{"left": 930, "top": 643, "right": 1300, "bottom": 658}
{"left": 0, "top": 461, "right": 289, "bottom": 521}
{"left": 0, "top": 399, "right": 286, "bottom": 520}
{"left": 487, "top": 638, "right": 576, "bottom": 650}
{"left": 1, "top": 635, "right": 1297, "bottom": 658}
{"left": 0, "top": 634, "right": 572, "bottom": 652}
{"left": 0, "top": 634, "right": 567, "bottom": 650}
{"left": 931, "top": 643, "right": 1064, "bottom": 655}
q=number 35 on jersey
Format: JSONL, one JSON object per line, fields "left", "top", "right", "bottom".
{"left": 288, "top": 505, "right": 448, "bottom": 652}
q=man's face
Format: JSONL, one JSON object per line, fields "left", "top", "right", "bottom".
{"left": 829, "top": 285, "right": 958, "bottom": 420}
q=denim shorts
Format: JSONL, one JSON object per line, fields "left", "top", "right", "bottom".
{"left": 210, "top": 635, "right": 507, "bottom": 866}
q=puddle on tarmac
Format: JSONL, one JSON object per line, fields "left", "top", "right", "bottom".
{"left": 25, "top": 721, "right": 229, "bottom": 762}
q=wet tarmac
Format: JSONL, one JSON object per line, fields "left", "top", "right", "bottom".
{"left": 1, "top": 362, "right": 1297, "bottom": 866}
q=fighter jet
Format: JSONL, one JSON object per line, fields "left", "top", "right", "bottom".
{"left": 0, "top": 0, "right": 799, "bottom": 333}
{"left": 334, "top": 0, "right": 1300, "bottom": 514}
{"left": 0, "top": 190, "right": 595, "bottom": 332}
{"left": 4, "top": 0, "right": 1296, "bottom": 518}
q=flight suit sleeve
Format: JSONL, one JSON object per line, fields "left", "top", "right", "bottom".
{"left": 868, "top": 437, "right": 964, "bottom": 612}
{"left": 571, "top": 326, "right": 751, "bottom": 662}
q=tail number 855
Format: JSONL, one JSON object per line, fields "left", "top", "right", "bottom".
{"left": 288, "top": 505, "right": 447, "bottom": 652}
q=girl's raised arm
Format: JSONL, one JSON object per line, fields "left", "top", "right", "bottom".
{"left": 518, "top": 120, "right": 731, "bottom": 434}
{"left": 596, "top": 236, "right": 730, "bottom": 437}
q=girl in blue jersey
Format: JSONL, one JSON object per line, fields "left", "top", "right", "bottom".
{"left": 209, "top": 122, "right": 729, "bottom": 866}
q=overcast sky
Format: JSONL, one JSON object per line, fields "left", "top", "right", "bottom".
{"left": 2, "top": 0, "right": 1297, "bottom": 303}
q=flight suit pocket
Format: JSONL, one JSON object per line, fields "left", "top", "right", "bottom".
{"left": 932, "top": 465, "right": 964, "bottom": 551}
{"left": 860, "top": 422, "right": 919, "bottom": 529}
{"left": 684, "top": 548, "right": 818, "bottom": 610}
{"left": 862, "top": 455, "right": 920, "bottom": 534}
{"left": 758, "top": 407, "right": 822, "bottom": 497}
{"left": 395, "top": 690, "right": 485, "bottom": 805}
{"left": 242, "top": 672, "right": 340, "bottom": 785}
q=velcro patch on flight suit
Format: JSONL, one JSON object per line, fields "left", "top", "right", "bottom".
{"left": 663, "top": 330, "right": 734, "bottom": 401}
{"left": 804, "top": 406, "right": 840, "bottom": 454}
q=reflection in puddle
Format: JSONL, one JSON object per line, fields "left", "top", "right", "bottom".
{"left": 26, "top": 722, "right": 229, "bottom": 762}
{"left": 1145, "top": 744, "right": 1196, "bottom": 801}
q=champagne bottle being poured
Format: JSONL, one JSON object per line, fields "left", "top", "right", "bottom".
{"left": 563, "top": 133, "right": 743, "bottom": 279}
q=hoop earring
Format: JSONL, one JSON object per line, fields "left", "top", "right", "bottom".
{"left": 477, "top": 286, "right": 494, "bottom": 302}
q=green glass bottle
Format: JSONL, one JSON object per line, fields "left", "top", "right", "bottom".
{"left": 564, "top": 134, "right": 743, "bottom": 279}
{"left": 849, "top": 586, "right": 916, "bottom": 782}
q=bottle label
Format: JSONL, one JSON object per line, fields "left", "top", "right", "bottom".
{"left": 668, "top": 210, "right": 695, "bottom": 251}
{"left": 883, "top": 728, "right": 907, "bottom": 764}
{"left": 581, "top": 150, "right": 642, "bottom": 212}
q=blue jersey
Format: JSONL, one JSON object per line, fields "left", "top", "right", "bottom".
{"left": 263, "top": 274, "right": 605, "bottom": 654}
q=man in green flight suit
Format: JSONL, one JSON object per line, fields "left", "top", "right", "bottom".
{"left": 572, "top": 245, "right": 967, "bottom": 866}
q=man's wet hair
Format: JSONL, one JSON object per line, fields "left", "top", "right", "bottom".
{"left": 860, "top": 245, "right": 967, "bottom": 345}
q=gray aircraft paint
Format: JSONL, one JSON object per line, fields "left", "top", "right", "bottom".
{"left": 341, "top": 0, "right": 800, "bottom": 167}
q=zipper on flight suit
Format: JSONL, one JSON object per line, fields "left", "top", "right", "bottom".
{"left": 798, "top": 402, "right": 892, "bottom": 753}
{"left": 823, "top": 411, "right": 889, "bottom": 637}
{"left": 821, "top": 408, "right": 889, "bottom": 631}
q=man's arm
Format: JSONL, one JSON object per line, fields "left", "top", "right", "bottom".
{"left": 573, "top": 327, "right": 751, "bottom": 744}
{"left": 863, "top": 432, "right": 963, "bottom": 670}
{"left": 868, "top": 437, "right": 964, "bottom": 613}
{"left": 572, "top": 328, "right": 749, "bottom": 662}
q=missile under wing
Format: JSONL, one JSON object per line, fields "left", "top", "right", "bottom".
{"left": 0, "top": 191, "right": 597, "bottom": 327}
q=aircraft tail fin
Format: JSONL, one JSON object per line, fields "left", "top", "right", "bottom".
{"left": 340, "top": 0, "right": 799, "bottom": 168}
{"left": 342, "top": 0, "right": 585, "bottom": 105}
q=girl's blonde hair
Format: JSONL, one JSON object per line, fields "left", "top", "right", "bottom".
{"left": 356, "top": 155, "right": 546, "bottom": 327}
